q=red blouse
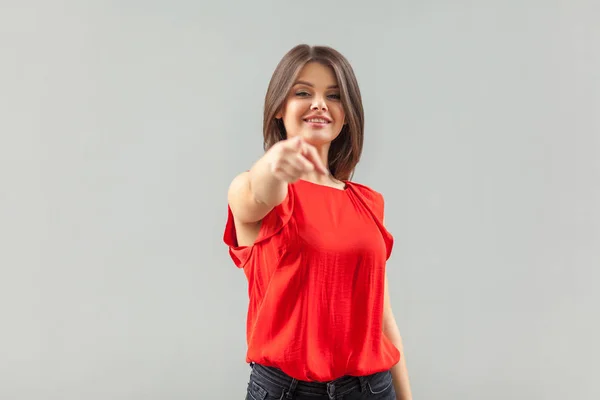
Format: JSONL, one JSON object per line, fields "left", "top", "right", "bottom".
{"left": 223, "top": 179, "right": 400, "bottom": 381}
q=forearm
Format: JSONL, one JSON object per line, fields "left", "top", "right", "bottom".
{"left": 248, "top": 155, "right": 288, "bottom": 208}
{"left": 384, "top": 316, "right": 413, "bottom": 400}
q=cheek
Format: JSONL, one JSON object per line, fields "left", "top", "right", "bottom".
{"left": 285, "top": 100, "right": 308, "bottom": 116}
{"left": 282, "top": 101, "right": 308, "bottom": 130}
{"left": 332, "top": 105, "right": 345, "bottom": 124}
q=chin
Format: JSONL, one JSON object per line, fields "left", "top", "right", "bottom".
{"left": 301, "top": 128, "right": 340, "bottom": 145}
{"left": 301, "top": 133, "right": 333, "bottom": 146}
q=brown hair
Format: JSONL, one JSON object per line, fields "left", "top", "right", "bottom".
{"left": 263, "top": 44, "right": 364, "bottom": 181}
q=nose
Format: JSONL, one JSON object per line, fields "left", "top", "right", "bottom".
{"left": 310, "top": 94, "right": 328, "bottom": 111}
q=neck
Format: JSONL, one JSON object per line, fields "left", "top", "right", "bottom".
{"left": 299, "top": 139, "right": 339, "bottom": 184}
{"left": 303, "top": 144, "right": 341, "bottom": 185}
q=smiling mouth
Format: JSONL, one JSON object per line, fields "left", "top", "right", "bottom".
{"left": 304, "top": 118, "right": 331, "bottom": 124}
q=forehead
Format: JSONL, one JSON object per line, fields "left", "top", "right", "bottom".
{"left": 295, "top": 62, "right": 338, "bottom": 85}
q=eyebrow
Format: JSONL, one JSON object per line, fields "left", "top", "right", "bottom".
{"left": 294, "top": 80, "right": 339, "bottom": 89}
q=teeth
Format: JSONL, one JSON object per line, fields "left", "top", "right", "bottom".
{"left": 306, "top": 118, "right": 328, "bottom": 123}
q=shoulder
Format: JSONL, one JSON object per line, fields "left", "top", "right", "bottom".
{"left": 346, "top": 181, "right": 385, "bottom": 203}
{"left": 345, "top": 180, "right": 388, "bottom": 219}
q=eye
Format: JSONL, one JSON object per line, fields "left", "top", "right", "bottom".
{"left": 327, "top": 93, "right": 341, "bottom": 100}
{"left": 295, "top": 91, "right": 310, "bottom": 97}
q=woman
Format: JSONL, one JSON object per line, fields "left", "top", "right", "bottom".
{"left": 224, "top": 44, "right": 413, "bottom": 400}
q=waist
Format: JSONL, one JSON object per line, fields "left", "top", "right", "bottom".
{"left": 250, "top": 363, "right": 386, "bottom": 396}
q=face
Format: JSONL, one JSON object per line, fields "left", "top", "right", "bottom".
{"left": 276, "top": 62, "right": 345, "bottom": 147}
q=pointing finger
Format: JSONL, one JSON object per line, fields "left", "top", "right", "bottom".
{"left": 301, "top": 143, "right": 328, "bottom": 175}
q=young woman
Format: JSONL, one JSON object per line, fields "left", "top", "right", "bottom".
{"left": 224, "top": 44, "right": 413, "bottom": 400}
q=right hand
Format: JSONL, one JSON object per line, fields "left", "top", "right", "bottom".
{"left": 265, "top": 136, "right": 329, "bottom": 183}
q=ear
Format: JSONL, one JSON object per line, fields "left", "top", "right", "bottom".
{"left": 275, "top": 111, "right": 283, "bottom": 119}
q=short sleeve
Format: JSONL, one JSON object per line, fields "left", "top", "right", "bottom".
{"left": 223, "top": 188, "right": 294, "bottom": 268}
{"left": 346, "top": 182, "right": 394, "bottom": 260}
{"left": 378, "top": 194, "right": 394, "bottom": 260}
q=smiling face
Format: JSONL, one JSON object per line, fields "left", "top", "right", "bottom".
{"left": 263, "top": 45, "right": 364, "bottom": 181}
{"left": 276, "top": 62, "right": 346, "bottom": 147}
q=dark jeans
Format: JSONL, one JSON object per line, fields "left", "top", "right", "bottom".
{"left": 246, "top": 363, "right": 396, "bottom": 400}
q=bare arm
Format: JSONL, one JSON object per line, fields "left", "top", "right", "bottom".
{"left": 228, "top": 136, "right": 328, "bottom": 227}
{"left": 227, "top": 161, "right": 287, "bottom": 225}
{"left": 383, "top": 273, "right": 413, "bottom": 400}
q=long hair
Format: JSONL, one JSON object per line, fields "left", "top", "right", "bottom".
{"left": 263, "top": 44, "right": 364, "bottom": 181}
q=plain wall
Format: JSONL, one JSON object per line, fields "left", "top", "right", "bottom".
{"left": 1, "top": 1, "right": 598, "bottom": 399}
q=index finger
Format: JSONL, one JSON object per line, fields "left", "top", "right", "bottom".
{"left": 301, "top": 143, "right": 328, "bottom": 175}
{"left": 283, "top": 136, "right": 304, "bottom": 151}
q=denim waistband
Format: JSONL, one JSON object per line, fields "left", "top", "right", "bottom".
{"left": 250, "top": 363, "right": 371, "bottom": 396}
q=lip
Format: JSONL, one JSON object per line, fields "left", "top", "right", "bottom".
{"left": 303, "top": 114, "right": 332, "bottom": 123}
{"left": 304, "top": 120, "right": 329, "bottom": 129}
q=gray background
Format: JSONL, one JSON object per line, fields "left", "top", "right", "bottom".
{"left": 1, "top": 1, "right": 598, "bottom": 399}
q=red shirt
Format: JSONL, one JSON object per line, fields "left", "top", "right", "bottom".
{"left": 223, "top": 179, "right": 400, "bottom": 381}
